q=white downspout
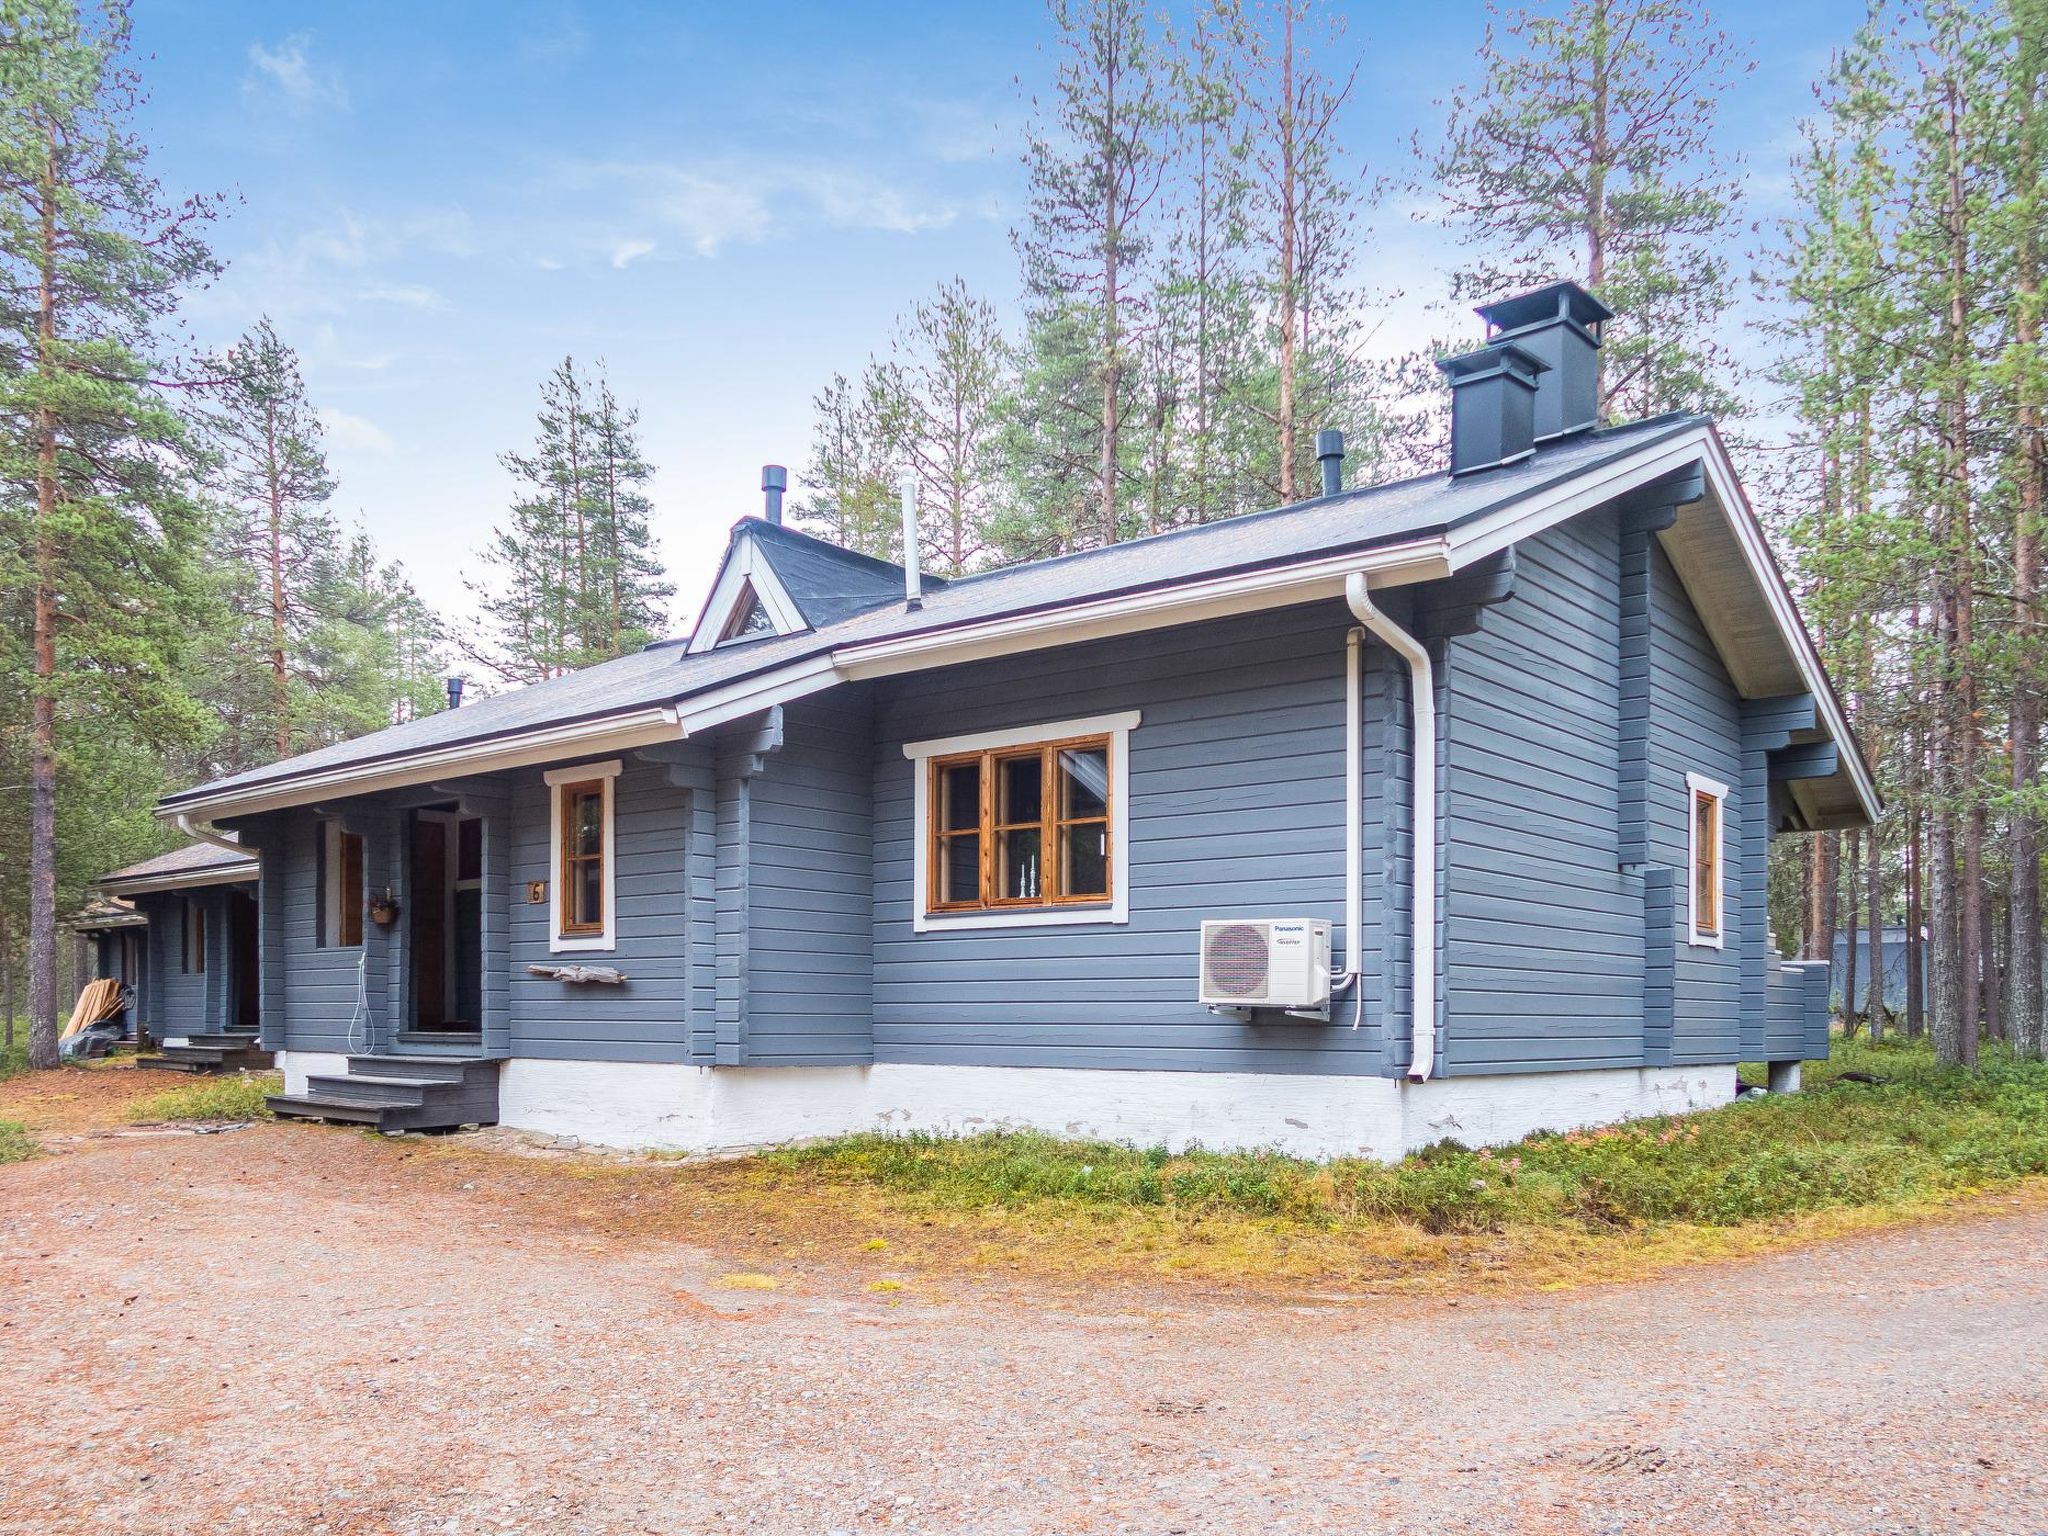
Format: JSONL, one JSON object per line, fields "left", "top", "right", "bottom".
{"left": 171, "top": 812, "right": 243, "bottom": 857}
{"left": 1340, "top": 628, "right": 1364, "bottom": 1027}
{"left": 1345, "top": 572, "right": 1438, "bottom": 1082}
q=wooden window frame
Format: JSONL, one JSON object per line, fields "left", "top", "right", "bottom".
{"left": 316, "top": 820, "right": 365, "bottom": 950}
{"left": 904, "top": 712, "right": 1138, "bottom": 933}
{"left": 1686, "top": 772, "right": 1727, "bottom": 949}
{"left": 182, "top": 898, "right": 206, "bottom": 975}
{"left": 544, "top": 759, "right": 621, "bottom": 953}
{"left": 927, "top": 734, "right": 1115, "bottom": 915}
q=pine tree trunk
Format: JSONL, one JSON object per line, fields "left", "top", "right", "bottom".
{"left": 2011, "top": 28, "right": 2045, "bottom": 1059}
{"left": 2, "top": 909, "right": 14, "bottom": 1053}
{"left": 1907, "top": 801, "right": 1926, "bottom": 1039}
{"left": 1809, "top": 835, "right": 1839, "bottom": 964}
{"left": 1866, "top": 821, "right": 1886, "bottom": 1041}
{"left": 267, "top": 403, "right": 290, "bottom": 759}
{"left": 27, "top": 124, "right": 61, "bottom": 1073}
{"left": 1275, "top": 4, "right": 1298, "bottom": 504}
{"left": 1843, "top": 831, "right": 1863, "bottom": 1033}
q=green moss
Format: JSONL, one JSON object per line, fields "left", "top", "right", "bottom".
{"left": 0, "top": 1118, "right": 35, "bottom": 1164}
{"left": 753, "top": 1038, "right": 2048, "bottom": 1236}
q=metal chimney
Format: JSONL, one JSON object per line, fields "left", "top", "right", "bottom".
{"left": 444, "top": 674, "right": 466, "bottom": 711}
{"left": 760, "top": 464, "right": 787, "bottom": 525}
{"left": 1316, "top": 429, "right": 1346, "bottom": 497}
{"left": 899, "top": 471, "right": 922, "bottom": 611}
{"left": 1473, "top": 280, "right": 1612, "bottom": 441}
{"left": 1437, "top": 342, "right": 1548, "bottom": 476}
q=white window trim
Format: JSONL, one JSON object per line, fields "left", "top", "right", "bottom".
{"left": 545, "top": 758, "right": 622, "bottom": 953}
{"left": 686, "top": 535, "right": 807, "bottom": 653}
{"left": 1686, "top": 771, "right": 1728, "bottom": 950}
{"left": 902, "top": 711, "right": 1139, "bottom": 934}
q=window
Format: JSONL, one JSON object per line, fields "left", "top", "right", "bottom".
{"left": 904, "top": 712, "right": 1138, "bottom": 932}
{"left": 544, "top": 759, "right": 621, "bottom": 952}
{"left": 1687, "top": 773, "right": 1727, "bottom": 948}
{"left": 316, "top": 821, "right": 364, "bottom": 949}
{"left": 718, "top": 582, "right": 776, "bottom": 645}
{"left": 182, "top": 899, "right": 206, "bottom": 974}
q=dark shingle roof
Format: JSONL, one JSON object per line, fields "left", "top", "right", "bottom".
{"left": 164, "top": 416, "right": 1699, "bottom": 809}
{"left": 100, "top": 838, "right": 258, "bottom": 887}
{"left": 744, "top": 520, "right": 940, "bottom": 628}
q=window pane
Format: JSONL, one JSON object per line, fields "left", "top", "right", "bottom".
{"left": 939, "top": 833, "right": 980, "bottom": 903}
{"left": 1694, "top": 793, "right": 1718, "bottom": 931}
{"left": 339, "top": 833, "right": 364, "bottom": 947}
{"left": 575, "top": 859, "right": 603, "bottom": 929}
{"left": 998, "top": 753, "right": 1042, "bottom": 826}
{"left": 1062, "top": 824, "right": 1109, "bottom": 898}
{"left": 457, "top": 817, "right": 482, "bottom": 883}
{"left": 999, "top": 827, "right": 1042, "bottom": 900}
{"left": 1059, "top": 747, "right": 1109, "bottom": 819}
{"left": 939, "top": 762, "right": 981, "bottom": 832}
{"left": 571, "top": 788, "right": 604, "bottom": 855}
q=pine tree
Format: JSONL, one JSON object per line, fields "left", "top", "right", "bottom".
{"left": 792, "top": 371, "right": 898, "bottom": 560}
{"left": 470, "top": 358, "right": 672, "bottom": 682}
{"left": 208, "top": 316, "right": 339, "bottom": 767}
{"left": 1017, "top": 0, "right": 1175, "bottom": 548}
{"left": 1425, "top": 0, "right": 1750, "bottom": 422}
{"left": 0, "top": 0, "right": 220, "bottom": 1069}
{"left": 1230, "top": 0, "right": 1365, "bottom": 503}
{"left": 869, "top": 278, "right": 1013, "bottom": 574}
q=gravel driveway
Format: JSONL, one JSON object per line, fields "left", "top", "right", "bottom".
{"left": 2, "top": 1123, "right": 2044, "bottom": 1536}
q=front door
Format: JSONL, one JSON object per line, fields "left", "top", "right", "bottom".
{"left": 410, "top": 812, "right": 483, "bottom": 1033}
{"left": 229, "top": 891, "right": 260, "bottom": 1032}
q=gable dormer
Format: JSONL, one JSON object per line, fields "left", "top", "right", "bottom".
{"left": 688, "top": 516, "right": 935, "bottom": 653}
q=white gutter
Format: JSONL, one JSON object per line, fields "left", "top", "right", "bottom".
{"left": 1340, "top": 628, "right": 1364, "bottom": 1028}
{"left": 1346, "top": 572, "right": 1437, "bottom": 1082}
{"left": 99, "top": 863, "right": 259, "bottom": 897}
{"left": 170, "top": 812, "right": 245, "bottom": 857}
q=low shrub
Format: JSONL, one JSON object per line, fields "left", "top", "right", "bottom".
{"left": 756, "top": 1037, "right": 2048, "bottom": 1237}
{"left": 128, "top": 1072, "right": 280, "bottom": 1124}
{"left": 0, "top": 1118, "right": 34, "bottom": 1164}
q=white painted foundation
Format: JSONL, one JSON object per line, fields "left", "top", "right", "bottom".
{"left": 274, "top": 1050, "right": 350, "bottom": 1097}
{"left": 494, "top": 1057, "right": 1738, "bottom": 1161}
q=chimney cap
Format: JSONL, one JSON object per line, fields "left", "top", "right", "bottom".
{"left": 761, "top": 464, "right": 788, "bottom": 492}
{"left": 1475, "top": 280, "right": 1613, "bottom": 341}
{"left": 1437, "top": 339, "right": 1548, "bottom": 387}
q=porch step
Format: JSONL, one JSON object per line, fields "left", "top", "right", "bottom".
{"left": 137, "top": 1037, "right": 274, "bottom": 1075}
{"left": 267, "top": 1055, "right": 499, "bottom": 1133}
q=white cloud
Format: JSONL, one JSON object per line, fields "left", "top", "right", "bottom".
{"left": 609, "top": 238, "right": 657, "bottom": 269}
{"left": 245, "top": 35, "right": 350, "bottom": 112}
{"left": 319, "top": 406, "right": 395, "bottom": 455}
{"left": 352, "top": 283, "right": 445, "bottom": 310}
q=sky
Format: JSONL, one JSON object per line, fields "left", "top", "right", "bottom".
{"left": 135, "top": 0, "right": 1869, "bottom": 644}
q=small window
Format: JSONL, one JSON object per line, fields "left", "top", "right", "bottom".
{"left": 545, "top": 760, "right": 620, "bottom": 952}
{"left": 926, "top": 735, "right": 1115, "bottom": 915}
{"left": 182, "top": 899, "right": 206, "bottom": 974}
{"left": 317, "top": 821, "right": 365, "bottom": 949}
{"left": 718, "top": 582, "right": 776, "bottom": 645}
{"left": 558, "top": 782, "right": 606, "bottom": 935}
{"left": 1687, "top": 773, "right": 1727, "bottom": 948}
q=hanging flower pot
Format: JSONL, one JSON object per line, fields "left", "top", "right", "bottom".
{"left": 368, "top": 890, "right": 401, "bottom": 927}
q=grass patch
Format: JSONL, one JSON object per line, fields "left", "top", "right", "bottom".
{"left": 0, "top": 1118, "right": 36, "bottom": 1164}
{"left": 128, "top": 1072, "right": 281, "bottom": 1124}
{"left": 753, "top": 1037, "right": 2048, "bottom": 1242}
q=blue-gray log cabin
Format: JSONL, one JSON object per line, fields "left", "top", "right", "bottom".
{"left": 150, "top": 283, "right": 1868, "bottom": 1156}
{"left": 90, "top": 840, "right": 267, "bottom": 1068}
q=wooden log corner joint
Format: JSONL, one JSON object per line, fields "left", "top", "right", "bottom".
{"left": 526, "top": 962, "right": 628, "bottom": 986}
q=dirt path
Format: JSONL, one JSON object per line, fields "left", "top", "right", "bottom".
{"left": 2, "top": 1124, "right": 2045, "bottom": 1536}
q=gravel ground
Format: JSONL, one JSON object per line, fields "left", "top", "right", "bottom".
{"left": 2, "top": 1123, "right": 2045, "bottom": 1536}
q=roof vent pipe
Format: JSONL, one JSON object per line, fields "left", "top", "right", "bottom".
{"left": 1473, "top": 279, "right": 1613, "bottom": 442}
{"left": 1437, "top": 341, "right": 1547, "bottom": 476}
{"left": 760, "top": 464, "right": 787, "bottom": 525}
{"left": 899, "top": 471, "right": 922, "bottom": 611}
{"left": 1316, "top": 429, "right": 1346, "bottom": 498}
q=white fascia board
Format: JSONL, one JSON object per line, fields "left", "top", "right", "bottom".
{"left": 687, "top": 532, "right": 807, "bottom": 653}
{"left": 158, "top": 706, "right": 685, "bottom": 823}
{"left": 1443, "top": 423, "right": 1881, "bottom": 826}
{"left": 98, "top": 864, "right": 259, "bottom": 897}
{"left": 831, "top": 539, "right": 1450, "bottom": 683}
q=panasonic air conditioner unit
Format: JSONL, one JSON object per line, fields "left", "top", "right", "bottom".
{"left": 1198, "top": 918, "right": 1332, "bottom": 1015}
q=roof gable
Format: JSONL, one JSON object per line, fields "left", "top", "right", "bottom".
{"left": 688, "top": 520, "right": 919, "bottom": 653}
